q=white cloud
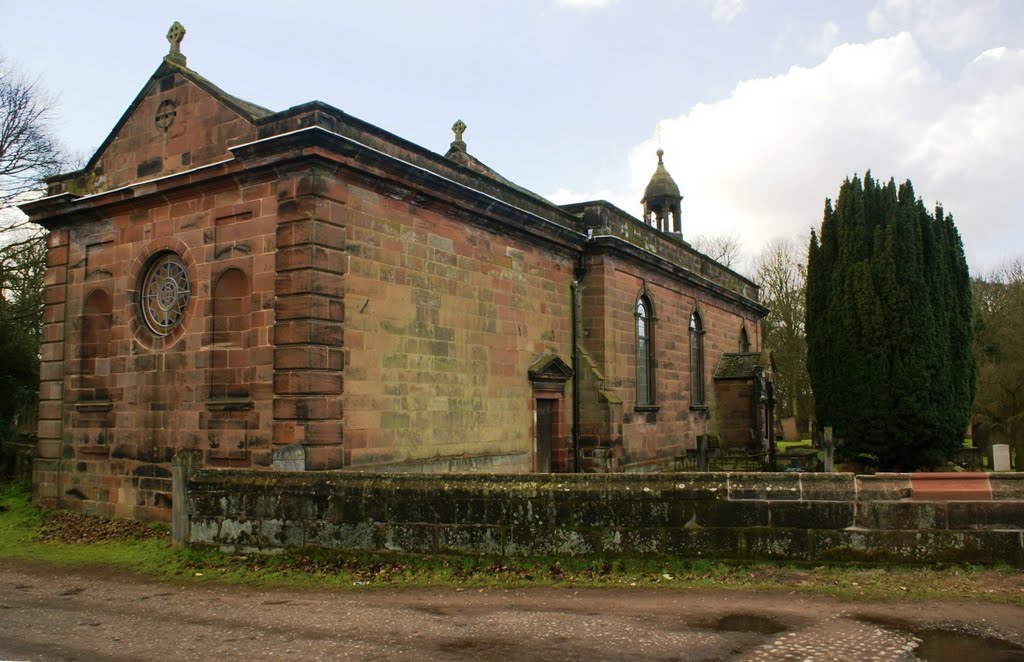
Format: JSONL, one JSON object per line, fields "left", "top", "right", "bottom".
{"left": 552, "top": 34, "right": 1024, "bottom": 272}
{"left": 710, "top": 0, "right": 744, "bottom": 24}
{"left": 867, "top": 0, "right": 1001, "bottom": 51}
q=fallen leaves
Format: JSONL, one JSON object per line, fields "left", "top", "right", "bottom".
{"left": 36, "top": 510, "right": 169, "bottom": 544}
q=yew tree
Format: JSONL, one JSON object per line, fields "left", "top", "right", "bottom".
{"left": 806, "top": 173, "right": 974, "bottom": 470}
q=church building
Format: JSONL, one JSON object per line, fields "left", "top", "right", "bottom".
{"left": 23, "top": 24, "right": 769, "bottom": 520}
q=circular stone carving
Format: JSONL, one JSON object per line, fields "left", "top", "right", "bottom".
{"left": 141, "top": 253, "right": 190, "bottom": 336}
{"left": 155, "top": 99, "right": 177, "bottom": 130}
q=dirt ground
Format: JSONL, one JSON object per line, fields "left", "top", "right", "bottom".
{"left": 1, "top": 559, "right": 1023, "bottom": 662}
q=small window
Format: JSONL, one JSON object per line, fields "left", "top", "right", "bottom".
{"left": 690, "top": 311, "right": 705, "bottom": 406}
{"left": 739, "top": 326, "right": 750, "bottom": 352}
{"left": 636, "top": 296, "right": 655, "bottom": 406}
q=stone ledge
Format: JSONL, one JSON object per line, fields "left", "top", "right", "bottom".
{"left": 205, "top": 398, "right": 253, "bottom": 412}
{"left": 856, "top": 474, "right": 911, "bottom": 501}
{"left": 74, "top": 399, "right": 112, "bottom": 413}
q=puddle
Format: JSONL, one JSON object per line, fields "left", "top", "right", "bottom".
{"left": 857, "top": 616, "right": 1024, "bottom": 662}
{"left": 916, "top": 630, "right": 1024, "bottom": 662}
{"left": 696, "top": 613, "right": 787, "bottom": 635}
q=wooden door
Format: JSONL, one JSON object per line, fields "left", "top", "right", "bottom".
{"left": 535, "top": 399, "right": 554, "bottom": 473}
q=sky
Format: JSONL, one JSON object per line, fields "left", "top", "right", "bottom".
{"left": 2, "top": 0, "right": 1022, "bottom": 274}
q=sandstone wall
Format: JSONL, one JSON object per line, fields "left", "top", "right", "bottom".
{"left": 579, "top": 250, "right": 760, "bottom": 469}
{"left": 36, "top": 170, "right": 287, "bottom": 519}
{"left": 180, "top": 470, "right": 1024, "bottom": 564}
{"left": 339, "top": 171, "right": 574, "bottom": 470}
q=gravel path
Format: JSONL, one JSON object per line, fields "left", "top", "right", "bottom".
{"left": 1, "top": 560, "right": 1022, "bottom": 661}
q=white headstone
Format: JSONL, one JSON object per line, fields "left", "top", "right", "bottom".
{"left": 992, "top": 444, "right": 1011, "bottom": 472}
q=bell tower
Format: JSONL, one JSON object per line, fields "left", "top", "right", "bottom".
{"left": 641, "top": 149, "right": 683, "bottom": 235}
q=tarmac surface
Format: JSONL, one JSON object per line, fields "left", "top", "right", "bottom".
{"left": 1, "top": 560, "right": 1023, "bottom": 661}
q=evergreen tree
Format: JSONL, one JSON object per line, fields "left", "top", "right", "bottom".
{"left": 806, "top": 173, "right": 974, "bottom": 470}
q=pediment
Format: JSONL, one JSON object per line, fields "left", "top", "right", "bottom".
{"left": 59, "top": 59, "right": 271, "bottom": 196}
{"left": 528, "top": 355, "right": 573, "bottom": 383}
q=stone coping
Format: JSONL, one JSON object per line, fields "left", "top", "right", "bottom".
{"left": 910, "top": 472, "right": 993, "bottom": 501}
{"left": 185, "top": 470, "right": 1024, "bottom": 502}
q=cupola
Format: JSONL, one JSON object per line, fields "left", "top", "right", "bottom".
{"left": 641, "top": 149, "right": 683, "bottom": 235}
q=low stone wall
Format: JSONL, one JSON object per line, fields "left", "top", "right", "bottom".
{"left": 180, "top": 469, "right": 1024, "bottom": 564}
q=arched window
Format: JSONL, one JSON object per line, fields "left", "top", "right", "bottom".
{"left": 739, "top": 326, "right": 750, "bottom": 352}
{"left": 636, "top": 295, "right": 655, "bottom": 406}
{"left": 690, "top": 311, "right": 705, "bottom": 406}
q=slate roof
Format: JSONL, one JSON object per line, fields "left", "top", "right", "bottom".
{"left": 714, "top": 351, "right": 772, "bottom": 380}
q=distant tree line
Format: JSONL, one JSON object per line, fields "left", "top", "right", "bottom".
{"left": 972, "top": 258, "right": 1024, "bottom": 427}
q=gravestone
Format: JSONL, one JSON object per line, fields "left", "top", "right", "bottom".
{"left": 821, "top": 426, "right": 835, "bottom": 473}
{"left": 781, "top": 417, "right": 800, "bottom": 442}
{"left": 992, "top": 444, "right": 1012, "bottom": 472}
{"left": 272, "top": 444, "right": 306, "bottom": 471}
{"left": 1009, "top": 413, "right": 1024, "bottom": 471}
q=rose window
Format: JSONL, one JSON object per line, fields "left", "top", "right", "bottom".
{"left": 141, "top": 253, "right": 190, "bottom": 335}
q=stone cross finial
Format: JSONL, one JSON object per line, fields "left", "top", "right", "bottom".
{"left": 450, "top": 119, "right": 467, "bottom": 152}
{"left": 165, "top": 22, "right": 187, "bottom": 65}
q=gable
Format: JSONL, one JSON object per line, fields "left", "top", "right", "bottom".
{"left": 528, "top": 355, "right": 574, "bottom": 383}
{"left": 68, "top": 63, "right": 269, "bottom": 195}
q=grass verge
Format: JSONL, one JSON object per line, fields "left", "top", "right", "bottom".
{"left": 2, "top": 483, "right": 1022, "bottom": 603}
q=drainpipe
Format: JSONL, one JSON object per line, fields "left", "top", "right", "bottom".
{"left": 570, "top": 279, "right": 580, "bottom": 473}
{"left": 766, "top": 379, "right": 777, "bottom": 471}
{"left": 571, "top": 246, "right": 588, "bottom": 473}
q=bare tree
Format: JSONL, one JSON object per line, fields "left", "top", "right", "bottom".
{"left": 0, "top": 54, "right": 66, "bottom": 327}
{"left": 0, "top": 55, "right": 65, "bottom": 457}
{"left": 0, "top": 55, "right": 64, "bottom": 218}
{"left": 690, "top": 233, "right": 744, "bottom": 269}
{"left": 973, "top": 256, "right": 1024, "bottom": 424}
{"left": 752, "top": 237, "right": 812, "bottom": 426}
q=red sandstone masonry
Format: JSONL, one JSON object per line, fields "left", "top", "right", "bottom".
{"left": 910, "top": 473, "right": 993, "bottom": 501}
{"left": 272, "top": 170, "right": 347, "bottom": 470}
{"left": 579, "top": 250, "right": 759, "bottom": 468}
{"left": 33, "top": 172, "right": 281, "bottom": 516}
